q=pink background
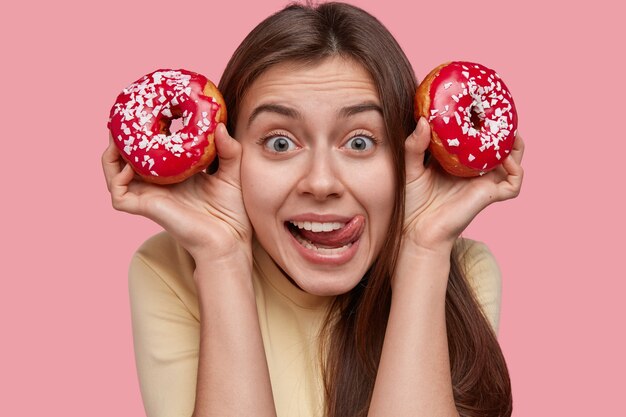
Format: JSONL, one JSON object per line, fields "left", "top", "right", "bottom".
{"left": 1, "top": 0, "right": 623, "bottom": 415}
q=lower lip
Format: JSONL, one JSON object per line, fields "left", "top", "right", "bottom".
{"left": 286, "top": 225, "right": 361, "bottom": 266}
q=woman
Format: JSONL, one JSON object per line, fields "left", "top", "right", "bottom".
{"left": 102, "top": 2, "right": 523, "bottom": 417}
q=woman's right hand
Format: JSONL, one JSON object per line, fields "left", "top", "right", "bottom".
{"left": 102, "top": 123, "right": 252, "bottom": 263}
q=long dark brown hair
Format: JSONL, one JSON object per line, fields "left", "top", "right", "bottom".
{"left": 218, "top": 2, "right": 512, "bottom": 416}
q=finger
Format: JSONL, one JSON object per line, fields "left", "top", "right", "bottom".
{"left": 102, "top": 136, "right": 123, "bottom": 192}
{"left": 214, "top": 123, "right": 241, "bottom": 161}
{"left": 497, "top": 152, "right": 524, "bottom": 200}
{"left": 405, "top": 117, "right": 431, "bottom": 181}
{"left": 109, "top": 163, "right": 139, "bottom": 213}
{"left": 509, "top": 133, "right": 525, "bottom": 165}
{"left": 214, "top": 123, "right": 243, "bottom": 182}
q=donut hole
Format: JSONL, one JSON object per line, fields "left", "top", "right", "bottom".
{"left": 469, "top": 105, "right": 485, "bottom": 130}
{"left": 168, "top": 117, "right": 185, "bottom": 134}
{"left": 158, "top": 114, "right": 186, "bottom": 136}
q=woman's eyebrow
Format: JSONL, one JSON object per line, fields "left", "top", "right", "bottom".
{"left": 339, "top": 102, "right": 383, "bottom": 118}
{"left": 247, "top": 102, "right": 383, "bottom": 128}
{"left": 248, "top": 103, "right": 301, "bottom": 127}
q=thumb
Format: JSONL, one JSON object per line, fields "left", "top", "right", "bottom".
{"left": 214, "top": 123, "right": 243, "bottom": 176}
{"left": 405, "top": 117, "right": 431, "bottom": 180}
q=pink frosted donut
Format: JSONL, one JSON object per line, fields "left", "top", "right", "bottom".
{"left": 107, "top": 69, "right": 227, "bottom": 184}
{"left": 415, "top": 61, "right": 518, "bottom": 177}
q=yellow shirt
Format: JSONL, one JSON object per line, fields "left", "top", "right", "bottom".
{"left": 129, "top": 232, "right": 502, "bottom": 417}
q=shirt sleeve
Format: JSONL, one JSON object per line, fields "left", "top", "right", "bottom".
{"left": 456, "top": 239, "right": 503, "bottom": 335}
{"left": 128, "top": 233, "right": 200, "bottom": 417}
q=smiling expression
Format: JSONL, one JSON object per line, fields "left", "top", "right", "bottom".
{"left": 236, "top": 57, "right": 396, "bottom": 296}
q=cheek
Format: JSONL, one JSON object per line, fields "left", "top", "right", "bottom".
{"left": 355, "top": 158, "right": 397, "bottom": 233}
{"left": 240, "top": 155, "right": 293, "bottom": 225}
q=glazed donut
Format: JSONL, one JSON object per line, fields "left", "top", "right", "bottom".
{"left": 107, "top": 69, "right": 227, "bottom": 184}
{"left": 415, "top": 61, "right": 518, "bottom": 177}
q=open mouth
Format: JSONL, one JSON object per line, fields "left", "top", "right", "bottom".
{"left": 285, "top": 215, "right": 365, "bottom": 259}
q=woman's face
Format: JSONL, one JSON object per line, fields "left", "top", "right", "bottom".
{"left": 236, "top": 56, "right": 396, "bottom": 296}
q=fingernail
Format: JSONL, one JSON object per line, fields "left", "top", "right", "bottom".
{"left": 416, "top": 117, "right": 427, "bottom": 135}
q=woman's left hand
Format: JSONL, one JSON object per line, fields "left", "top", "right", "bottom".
{"left": 403, "top": 117, "right": 524, "bottom": 252}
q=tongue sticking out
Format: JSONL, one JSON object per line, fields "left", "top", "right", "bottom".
{"left": 296, "top": 215, "right": 365, "bottom": 248}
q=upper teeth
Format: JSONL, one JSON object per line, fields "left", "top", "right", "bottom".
{"left": 290, "top": 221, "right": 344, "bottom": 232}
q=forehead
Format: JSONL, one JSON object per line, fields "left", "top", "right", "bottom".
{"left": 240, "top": 56, "right": 380, "bottom": 112}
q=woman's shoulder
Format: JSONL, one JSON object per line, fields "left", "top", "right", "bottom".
{"left": 134, "top": 231, "right": 194, "bottom": 266}
{"left": 454, "top": 238, "right": 500, "bottom": 273}
{"left": 454, "top": 237, "right": 502, "bottom": 333}
{"left": 129, "top": 232, "right": 199, "bottom": 317}
{"left": 132, "top": 232, "right": 197, "bottom": 279}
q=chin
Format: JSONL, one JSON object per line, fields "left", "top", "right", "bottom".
{"left": 291, "top": 271, "right": 364, "bottom": 297}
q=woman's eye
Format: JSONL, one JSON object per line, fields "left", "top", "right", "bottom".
{"left": 264, "top": 136, "right": 297, "bottom": 153}
{"left": 345, "top": 135, "right": 375, "bottom": 151}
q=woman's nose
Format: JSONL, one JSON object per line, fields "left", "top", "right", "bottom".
{"left": 296, "top": 153, "right": 344, "bottom": 201}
